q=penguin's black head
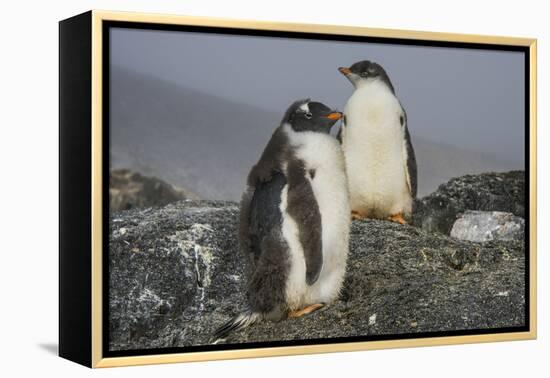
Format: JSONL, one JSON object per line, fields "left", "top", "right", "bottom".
{"left": 282, "top": 99, "right": 342, "bottom": 134}
{"left": 338, "top": 60, "right": 394, "bottom": 92}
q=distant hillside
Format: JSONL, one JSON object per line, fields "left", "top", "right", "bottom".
{"left": 110, "top": 66, "right": 280, "bottom": 200}
{"left": 110, "top": 67, "right": 522, "bottom": 200}
{"left": 413, "top": 138, "right": 518, "bottom": 196}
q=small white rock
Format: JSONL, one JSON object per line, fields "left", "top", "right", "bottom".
{"left": 450, "top": 211, "right": 524, "bottom": 242}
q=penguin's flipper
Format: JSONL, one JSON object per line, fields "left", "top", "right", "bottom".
{"left": 286, "top": 158, "right": 323, "bottom": 286}
{"left": 400, "top": 109, "right": 418, "bottom": 198}
{"left": 248, "top": 172, "right": 288, "bottom": 266}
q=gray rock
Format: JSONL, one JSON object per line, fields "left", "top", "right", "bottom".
{"left": 109, "top": 169, "right": 199, "bottom": 212}
{"left": 109, "top": 199, "right": 525, "bottom": 351}
{"left": 413, "top": 171, "right": 525, "bottom": 235}
{"left": 450, "top": 211, "right": 525, "bottom": 242}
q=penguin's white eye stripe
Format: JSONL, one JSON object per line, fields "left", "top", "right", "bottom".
{"left": 305, "top": 112, "right": 312, "bottom": 119}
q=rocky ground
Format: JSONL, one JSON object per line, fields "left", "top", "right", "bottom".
{"left": 109, "top": 171, "right": 526, "bottom": 351}
{"left": 413, "top": 171, "right": 524, "bottom": 235}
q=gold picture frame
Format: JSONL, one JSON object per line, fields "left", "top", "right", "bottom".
{"left": 59, "top": 9, "right": 537, "bottom": 368}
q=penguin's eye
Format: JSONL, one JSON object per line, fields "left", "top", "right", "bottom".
{"left": 305, "top": 112, "right": 312, "bottom": 119}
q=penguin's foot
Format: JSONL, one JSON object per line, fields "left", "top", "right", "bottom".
{"left": 351, "top": 210, "right": 367, "bottom": 220}
{"left": 388, "top": 212, "right": 407, "bottom": 225}
{"left": 288, "top": 303, "right": 325, "bottom": 318}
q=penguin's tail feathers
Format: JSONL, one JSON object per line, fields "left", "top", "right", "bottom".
{"left": 213, "top": 311, "right": 260, "bottom": 342}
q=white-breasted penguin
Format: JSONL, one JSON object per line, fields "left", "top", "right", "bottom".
{"left": 338, "top": 60, "right": 417, "bottom": 224}
{"left": 213, "top": 99, "right": 350, "bottom": 340}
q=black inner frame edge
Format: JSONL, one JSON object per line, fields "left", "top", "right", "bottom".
{"left": 101, "top": 20, "right": 531, "bottom": 359}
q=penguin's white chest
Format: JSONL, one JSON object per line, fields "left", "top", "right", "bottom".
{"left": 280, "top": 126, "right": 350, "bottom": 309}
{"left": 343, "top": 83, "right": 412, "bottom": 218}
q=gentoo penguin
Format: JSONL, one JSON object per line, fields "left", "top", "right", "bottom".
{"left": 213, "top": 99, "right": 350, "bottom": 340}
{"left": 338, "top": 60, "right": 417, "bottom": 224}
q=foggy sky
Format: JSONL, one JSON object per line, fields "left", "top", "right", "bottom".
{"left": 110, "top": 27, "right": 525, "bottom": 164}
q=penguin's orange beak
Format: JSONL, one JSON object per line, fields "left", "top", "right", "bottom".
{"left": 338, "top": 67, "right": 351, "bottom": 75}
{"left": 325, "top": 112, "right": 343, "bottom": 120}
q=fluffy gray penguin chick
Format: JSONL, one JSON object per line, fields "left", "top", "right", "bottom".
{"left": 213, "top": 99, "right": 351, "bottom": 340}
